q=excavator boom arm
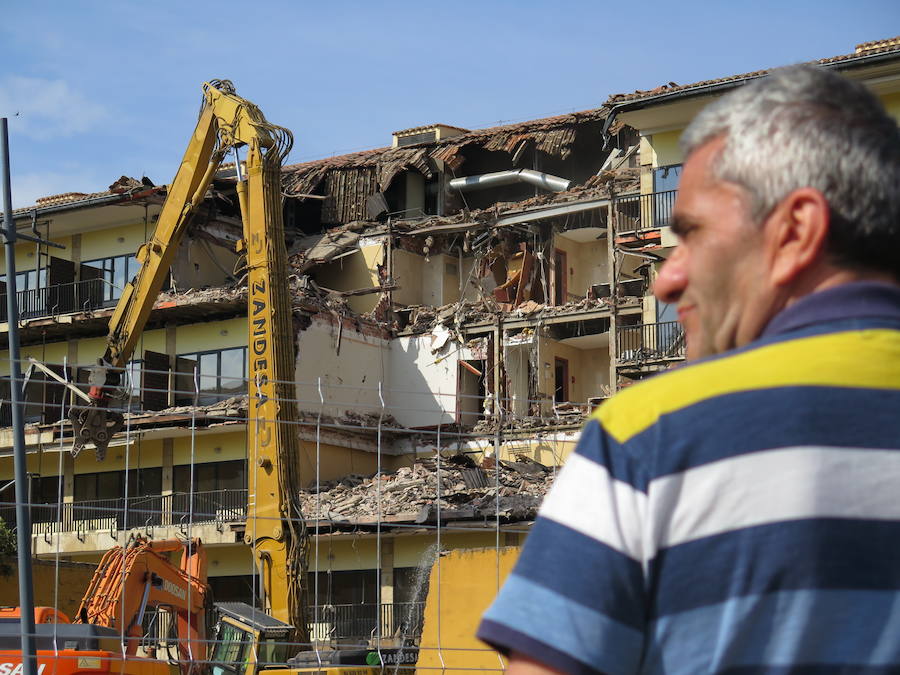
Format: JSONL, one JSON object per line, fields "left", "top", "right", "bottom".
{"left": 71, "top": 79, "right": 309, "bottom": 647}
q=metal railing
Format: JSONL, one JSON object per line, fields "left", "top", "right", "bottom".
{"left": 614, "top": 189, "right": 678, "bottom": 232}
{"left": 0, "top": 279, "right": 109, "bottom": 321}
{"left": 0, "top": 489, "right": 248, "bottom": 535}
{"left": 171, "top": 489, "right": 248, "bottom": 526}
{"left": 617, "top": 321, "right": 685, "bottom": 363}
{"left": 312, "top": 602, "right": 426, "bottom": 642}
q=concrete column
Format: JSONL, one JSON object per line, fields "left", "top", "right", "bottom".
{"left": 62, "top": 454, "right": 74, "bottom": 504}
{"left": 70, "top": 234, "right": 81, "bottom": 266}
{"left": 165, "top": 323, "right": 177, "bottom": 407}
{"left": 161, "top": 438, "right": 173, "bottom": 526}
{"left": 380, "top": 538, "right": 394, "bottom": 606}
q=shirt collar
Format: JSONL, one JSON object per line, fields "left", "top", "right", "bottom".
{"left": 762, "top": 281, "right": 900, "bottom": 338}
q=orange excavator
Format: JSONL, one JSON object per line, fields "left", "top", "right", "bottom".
{"left": 0, "top": 536, "right": 211, "bottom": 675}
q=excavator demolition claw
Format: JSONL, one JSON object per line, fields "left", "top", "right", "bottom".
{"left": 70, "top": 405, "right": 124, "bottom": 460}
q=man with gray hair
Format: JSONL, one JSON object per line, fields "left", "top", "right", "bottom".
{"left": 477, "top": 65, "right": 900, "bottom": 673}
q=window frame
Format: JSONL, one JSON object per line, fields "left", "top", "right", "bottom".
{"left": 80, "top": 253, "right": 141, "bottom": 304}
{"left": 175, "top": 346, "right": 248, "bottom": 406}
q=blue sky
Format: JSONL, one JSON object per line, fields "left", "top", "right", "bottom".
{"left": 1, "top": 0, "right": 897, "bottom": 208}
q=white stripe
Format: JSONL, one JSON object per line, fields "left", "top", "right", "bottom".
{"left": 650, "top": 446, "right": 900, "bottom": 550}
{"left": 540, "top": 453, "right": 647, "bottom": 561}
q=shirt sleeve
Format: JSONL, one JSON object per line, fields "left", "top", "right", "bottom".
{"left": 476, "top": 418, "right": 648, "bottom": 675}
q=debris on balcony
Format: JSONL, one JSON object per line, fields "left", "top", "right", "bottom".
{"left": 299, "top": 453, "right": 554, "bottom": 526}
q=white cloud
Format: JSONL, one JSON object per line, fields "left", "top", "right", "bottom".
{"left": 10, "top": 170, "right": 105, "bottom": 210}
{"left": 0, "top": 77, "right": 108, "bottom": 141}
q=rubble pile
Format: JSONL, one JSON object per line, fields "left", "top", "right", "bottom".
{"left": 157, "top": 284, "right": 246, "bottom": 305}
{"left": 299, "top": 454, "right": 555, "bottom": 524}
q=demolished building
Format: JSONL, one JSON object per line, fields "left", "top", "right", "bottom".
{"left": 0, "top": 104, "right": 671, "bottom": 644}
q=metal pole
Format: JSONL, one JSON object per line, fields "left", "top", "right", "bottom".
{"left": 1, "top": 117, "right": 37, "bottom": 675}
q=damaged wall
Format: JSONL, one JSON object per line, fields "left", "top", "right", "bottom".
{"left": 537, "top": 336, "right": 610, "bottom": 409}
{"left": 295, "top": 315, "right": 389, "bottom": 419}
{"left": 388, "top": 334, "right": 465, "bottom": 428}
{"left": 553, "top": 232, "right": 610, "bottom": 301}
{"left": 171, "top": 235, "right": 239, "bottom": 290}
{"left": 313, "top": 240, "right": 386, "bottom": 314}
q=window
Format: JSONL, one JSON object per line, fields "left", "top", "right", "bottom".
{"left": 308, "top": 569, "right": 378, "bottom": 606}
{"left": 28, "top": 475, "right": 63, "bottom": 505}
{"left": 653, "top": 164, "right": 682, "bottom": 192}
{"left": 173, "top": 459, "right": 245, "bottom": 494}
{"left": 74, "top": 468, "right": 162, "bottom": 502}
{"left": 210, "top": 622, "right": 252, "bottom": 672}
{"left": 175, "top": 347, "right": 247, "bottom": 405}
{"left": 652, "top": 164, "right": 682, "bottom": 227}
{"left": 81, "top": 254, "right": 140, "bottom": 303}
{"left": 0, "top": 269, "right": 48, "bottom": 292}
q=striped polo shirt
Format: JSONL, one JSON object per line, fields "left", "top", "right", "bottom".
{"left": 478, "top": 282, "right": 900, "bottom": 674}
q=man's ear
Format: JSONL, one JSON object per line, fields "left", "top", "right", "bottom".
{"left": 766, "top": 187, "right": 830, "bottom": 287}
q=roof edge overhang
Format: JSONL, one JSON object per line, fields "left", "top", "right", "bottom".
{"left": 606, "top": 49, "right": 900, "bottom": 118}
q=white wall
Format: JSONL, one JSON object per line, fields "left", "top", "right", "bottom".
{"left": 295, "top": 316, "right": 390, "bottom": 418}
{"left": 388, "top": 335, "right": 460, "bottom": 428}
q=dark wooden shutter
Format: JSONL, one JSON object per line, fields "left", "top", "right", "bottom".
{"left": 174, "top": 357, "right": 198, "bottom": 406}
{"left": 142, "top": 350, "right": 171, "bottom": 411}
{"left": 48, "top": 257, "right": 76, "bottom": 314}
{"left": 78, "top": 263, "right": 104, "bottom": 311}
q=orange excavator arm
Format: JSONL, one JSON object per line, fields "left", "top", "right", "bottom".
{"left": 76, "top": 536, "right": 209, "bottom": 675}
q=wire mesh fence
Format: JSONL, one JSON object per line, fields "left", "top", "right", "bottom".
{"left": 0, "top": 356, "right": 597, "bottom": 672}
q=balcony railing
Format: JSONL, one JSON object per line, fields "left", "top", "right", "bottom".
{"left": 311, "top": 602, "right": 426, "bottom": 642}
{"left": 617, "top": 321, "right": 685, "bottom": 363}
{"left": 0, "top": 279, "right": 108, "bottom": 321}
{"left": 0, "top": 489, "right": 248, "bottom": 535}
{"left": 614, "top": 189, "right": 678, "bottom": 232}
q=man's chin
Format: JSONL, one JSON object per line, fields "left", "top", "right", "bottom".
{"left": 684, "top": 333, "right": 715, "bottom": 361}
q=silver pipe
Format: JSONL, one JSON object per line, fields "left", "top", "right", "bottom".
{"left": 1, "top": 117, "right": 38, "bottom": 675}
{"left": 449, "top": 168, "right": 571, "bottom": 193}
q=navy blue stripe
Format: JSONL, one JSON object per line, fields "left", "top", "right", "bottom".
{"left": 648, "top": 519, "right": 900, "bottom": 619}
{"left": 656, "top": 320, "right": 900, "bottom": 373}
{"left": 573, "top": 419, "right": 648, "bottom": 492}
{"left": 762, "top": 281, "right": 900, "bottom": 338}
{"left": 623, "top": 386, "right": 900, "bottom": 484}
{"left": 722, "top": 666, "right": 900, "bottom": 674}
{"left": 514, "top": 516, "right": 645, "bottom": 630}
{"left": 477, "top": 619, "right": 610, "bottom": 675}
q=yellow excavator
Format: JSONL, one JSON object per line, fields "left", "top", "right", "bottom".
{"left": 62, "top": 80, "right": 332, "bottom": 671}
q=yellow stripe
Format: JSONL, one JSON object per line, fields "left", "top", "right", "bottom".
{"left": 595, "top": 329, "right": 900, "bottom": 444}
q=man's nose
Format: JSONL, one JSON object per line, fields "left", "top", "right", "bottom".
{"left": 653, "top": 247, "right": 687, "bottom": 304}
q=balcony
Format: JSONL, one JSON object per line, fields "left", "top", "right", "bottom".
{"left": 617, "top": 321, "right": 685, "bottom": 365}
{"left": 310, "top": 602, "right": 426, "bottom": 643}
{"left": 614, "top": 189, "right": 677, "bottom": 233}
{"left": 0, "top": 279, "right": 109, "bottom": 322}
{"left": 0, "top": 488, "right": 248, "bottom": 536}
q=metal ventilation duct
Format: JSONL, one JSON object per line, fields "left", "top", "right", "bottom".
{"left": 449, "top": 169, "right": 571, "bottom": 193}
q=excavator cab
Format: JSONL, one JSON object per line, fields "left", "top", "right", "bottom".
{"left": 210, "top": 603, "right": 386, "bottom": 675}
{"left": 211, "top": 603, "right": 295, "bottom": 675}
